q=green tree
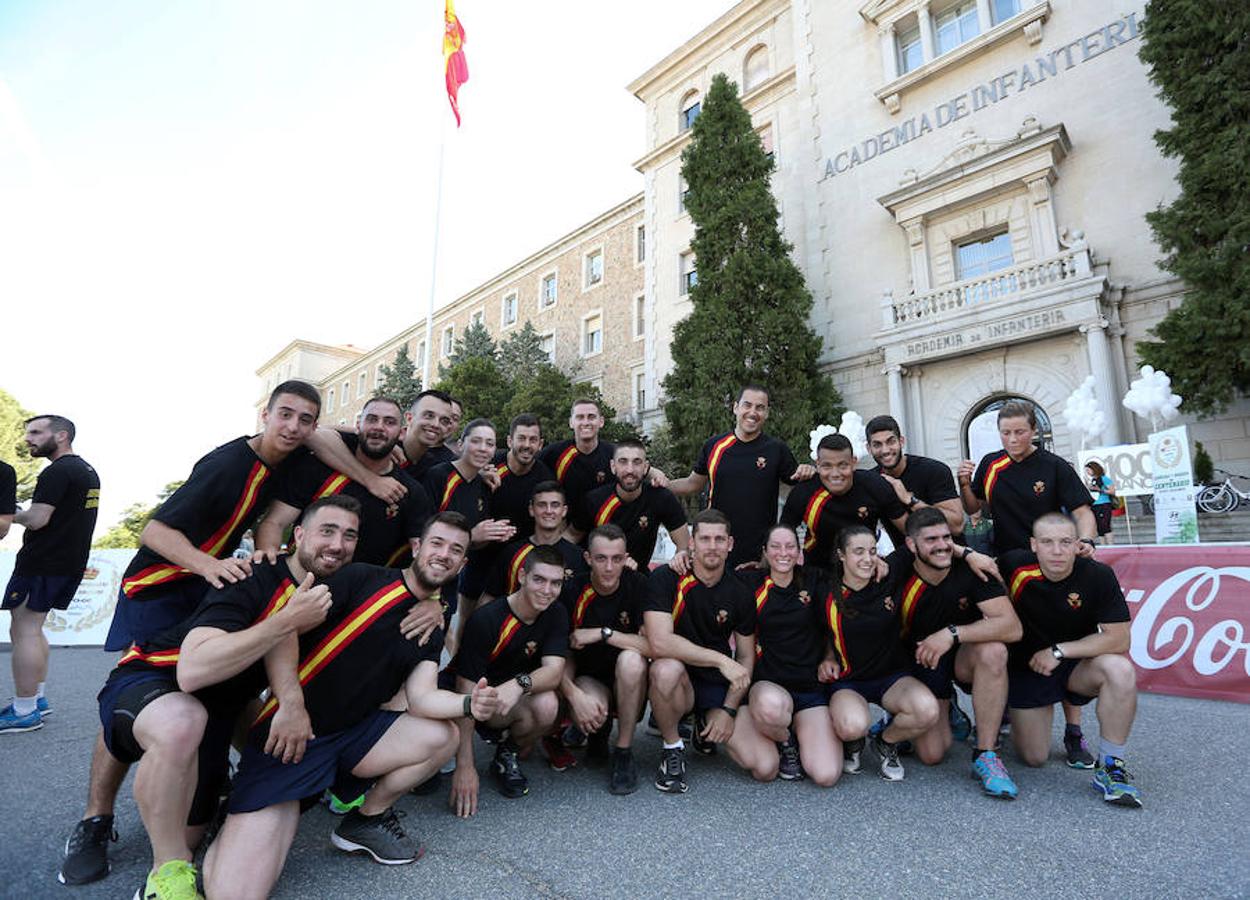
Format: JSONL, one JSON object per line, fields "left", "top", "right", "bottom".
{"left": 661, "top": 73, "right": 841, "bottom": 465}
{"left": 1135, "top": 1, "right": 1250, "bottom": 413}
{"left": 445, "top": 319, "right": 497, "bottom": 370}
{"left": 93, "top": 480, "right": 185, "bottom": 549}
{"left": 502, "top": 363, "right": 578, "bottom": 440}
{"left": 434, "top": 356, "right": 511, "bottom": 436}
{"left": 0, "top": 389, "right": 40, "bottom": 502}
{"left": 376, "top": 344, "right": 423, "bottom": 410}
{"left": 498, "top": 321, "right": 550, "bottom": 385}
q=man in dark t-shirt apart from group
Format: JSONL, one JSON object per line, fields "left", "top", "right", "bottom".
{"left": 865, "top": 415, "right": 964, "bottom": 547}
{"left": 1, "top": 414, "right": 99, "bottom": 735}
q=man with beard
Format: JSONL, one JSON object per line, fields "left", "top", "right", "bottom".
{"left": 572, "top": 440, "right": 689, "bottom": 570}
{"left": 94, "top": 496, "right": 358, "bottom": 900}
{"left": 539, "top": 399, "right": 616, "bottom": 532}
{"left": 899, "top": 508, "right": 1022, "bottom": 799}
{"left": 865, "top": 415, "right": 964, "bottom": 547}
{"left": 204, "top": 513, "right": 499, "bottom": 898}
{"left": 1, "top": 414, "right": 99, "bottom": 734}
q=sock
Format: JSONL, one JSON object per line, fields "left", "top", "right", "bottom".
{"left": 36, "top": 682, "right": 46, "bottom": 700}
{"left": 972, "top": 747, "right": 993, "bottom": 761}
{"left": 13, "top": 695, "right": 37, "bottom": 716}
{"left": 1099, "top": 737, "right": 1126, "bottom": 763}
{"left": 1065, "top": 723, "right": 1083, "bottom": 738}
{"left": 663, "top": 739, "right": 684, "bottom": 750}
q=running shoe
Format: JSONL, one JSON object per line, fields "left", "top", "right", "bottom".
{"left": 777, "top": 735, "right": 804, "bottom": 781}
{"left": 59, "top": 815, "right": 116, "bottom": 885}
{"left": 331, "top": 808, "right": 424, "bottom": 865}
{"left": 1093, "top": 756, "right": 1143, "bottom": 808}
{"left": 37, "top": 696, "right": 52, "bottom": 717}
{"left": 492, "top": 740, "right": 529, "bottom": 798}
{"left": 654, "top": 746, "right": 688, "bottom": 794}
{"left": 134, "top": 859, "right": 201, "bottom": 900}
{"left": 1064, "top": 730, "right": 1096, "bottom": 769}
{"left": 325, "top": 791, "right": 365, "bottom": 815}
{"left": 542, "top": 734, "right": 577, "bottom": 771}
{"left": 691, "top": 713, "right": 717, "bottom": 757}
{"left": 870, "top": 733, "right": 905, "bottom": 781}
{"left": 561, "top": 721, "right": 588, "bottom": 748}
{"left": 609, "top": 747, "right": 639, "bottom": 795}
{"left": 0, "top": 705, "right": 42, "bottom": 734}
{"left": 843, "top": 737, "right": 865, "bottom": 774}
{"left": 949, "top": 696, "right": 972, "bottom": 743}
{"left": 971, "top": 750, "right": 1018, "bottom": 800}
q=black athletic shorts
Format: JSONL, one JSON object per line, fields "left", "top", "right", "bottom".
{"left": 1008, "top": 659, "right": 1096, "bottom": 710}
{"left": 829, "top": 670, "right": 908, "bottom": 706}
{"left": 3, "top": 573, "right": 84, "bottom": 612}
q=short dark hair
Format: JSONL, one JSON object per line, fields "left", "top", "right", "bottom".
{"left": 412, "top": 389, "right": 453, "bottom": 412}
{"left": 835, "top": 525, "right": 876, "bottom": 554}
{"left": 26, "top": 414, "right": 76, "bottom": 444}
{"left": 691, "top": 508, "right": 731, "bottom": 536}
{"left": 737, "top": 384, "right": 770, "bottom": 403}
{"left": 523, "top": 544, "right": 567, "bottom": 574}
{"left": 904, "top": 506, "right": 948, "bottom": 538}
{"left": 509, "top": 413, "right": 542, "bottom": 436}
{"left": 865, "top": 415, "right": 901, "bottom": 440}
{"left": 448, "top": 396, "right": 463, "bottom": 413}
{"left": 267, "top": 380, "right": 321, "bottom": 415}
{"left": 361, "top": 396, "right": 403, "bottom": 418}
{"left": 299, "top": 494, "right": 362, "bottom": 528}
{"left": 421, "top": 510, "right": 472, "bottom": 541}
{"left": 1032, "top": 511, "right": 1076, "bottom": 535}
{"left": 997, "top": 401, "right": 1038, "bottom": 428}
{"left": 459, "top": 418, "right": 495, "bottom": 443}
{"left": 588, "top": 524, "right": 627, "bottom": 548}
{"left": 614, "top": 438, "right": 647, "bottom": 457}
{"left": 817, "top": 433, "right": 854, "bottom": 455}
{"left": 530, "top": 480, "right": 566, "bottom": 503}
{"left": 570, "top": 397, "right": 602, "bottom": 415}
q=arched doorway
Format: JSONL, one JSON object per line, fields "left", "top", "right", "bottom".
{"left": 963, "top": 395, "right": 1054, "bottom": 462}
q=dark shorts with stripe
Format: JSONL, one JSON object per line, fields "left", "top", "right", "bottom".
{"left": 3, "top": 572, "right": 84, "bottom": 612}
{"left": 228, "top": 709, "right": 401, "bottom": 814}
{"left": 829, "top": 670, "right": 909, "bottom": 706}
{"left": 1008, "top": 659, "right": 1096, "bottom": 710}
{"left": 104, "top": 580, "right": 209, "bottom": 652}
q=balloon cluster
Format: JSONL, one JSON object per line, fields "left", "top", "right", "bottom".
{"left": 1122, "top": 365, "right": 1183, "bottom": 431}
{"left": 808, "top": 411, "right": 868, "bottom": 461}
{"left": 1061, "top": 376, "right": 1107, "bottom": 449}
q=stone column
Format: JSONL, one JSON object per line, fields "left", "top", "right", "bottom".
{"left": 975, "top": 0, "right": 994, "bottom": 33}
{"left": 880, "top": 22, "right": 898, "bottom": 81}
{"left": 907, "top": 366, "right": 927, "bottom": 452}
{"left": 918, "top": 1, "right": 937, "bottom": 62}
{"left": 885, "top": 364, "right": 908, "bottom": 437}
{"left": 1026, "top": 175, "right": 1060, "bottom": 258}
{"left": 1081, "top": 319, "right": 1123, "bottom": 446}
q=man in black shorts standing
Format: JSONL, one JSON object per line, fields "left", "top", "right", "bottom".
{"left": 666, "top": 385, "right": 813, "bottom": 568}
{"left": 449, "top": 545, "right": 569, "bottom": 814}
{"left": 865, "top": 415, "right": 964, "bottom": 545}
{"left": 645, "top": 509, "right": 755, "bottom": 794}
{"left": 554, "top": 525, "right": 651, "bottom": 793}
{"left": 2, "top": 414, "right": 99, "bottom": 734}
{"left": 1002, "top": 512, "right": 1142, "bottom": 807}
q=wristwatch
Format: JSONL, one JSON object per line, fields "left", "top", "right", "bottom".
{"left": 462, "top": 694, "right": 474, "bottom": 719}
{"left": 947, "top": 624, "right": 960, "bottom": 646}
{"left": 600, "top": 626, "right": 614, "bottom": 642}
{"left": 515, "top": 673, "right": 533, "bottom": 694}
{"left": 1051, "top": 644, "right": 1065, "bottom": 661}
{"left": 906, "top": 494, "right": 920, "bottom": 509}
{"left": 1080, "top": 538, "right": 1097, "bottom": 548}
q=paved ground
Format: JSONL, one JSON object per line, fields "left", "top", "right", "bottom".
{"left": 2, "top": 647, "right": 1247, "bottom": 899}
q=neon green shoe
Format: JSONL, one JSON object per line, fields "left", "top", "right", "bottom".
{"left": 135, "top": 859, "right": 201, "bottom": 900}
{"left": 326, "top": 790, "right": 366, "bottom": 815}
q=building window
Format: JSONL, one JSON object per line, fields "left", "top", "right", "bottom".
{"left": 633, "top": 293, "right": 646, "bottom": 340}
{"left": 935, "top": 0, "right": 980, "bottom": 56}
{"left": 582, "top": 312, "right": 603, "bottom": 357}
{"left": 501, "top": 291, "right": 518, "bottom": 327}
{"left": 679, "top": 252, "right": 697, "bottom": 295}
{"left": 327, "top": 388, "right": 335, "bottom": 413}
{"left": 636, "top": 225, "right": 646, "bottom": 264}
{"left": 539, "top": 331, "right": 556, "bottom": 364}
{"left": 897, "top": 22, "right": 923, "bottom": 74}
{"left": 374, "top": 363, "right": 383, "bottom": 387}
{"left": 441, "top": 325, "right": 454, "bottom": 358}
{"left": 584, "top": 249, "right": 603, "bottom": 288}
{"left": 993, "top": 0, "right": 1020, "bottom": 24}
{"left": 540, "top": 271, "right": 558, "bottom": 308}
{"left": 757, "top": 125, "right": 775, "bottom": 164}
{"left": 679, "top": 91, "right": 700, "bottom": 131}
{"left": 678, "top": 176, "right": 690, "bottom": 214}
{"left": 634, "top": 371, "right": 646, "bottom": 411}
{"left": 470, "top": 309, "right": 484, "bottom": 329}
{"left": 342, "top": 381, "right": 351, "bottom": 405}
{"left": 416, "top": 340, "right": 427, "bottom": 368}
{"left": 955, "top": 231, "right": 1014, "bottom": 280}
{"left": 358, "top": 371, "right": 367, "bottom": 398}
{"left": 743, "top": 44, "right": 770, "bottom": 93}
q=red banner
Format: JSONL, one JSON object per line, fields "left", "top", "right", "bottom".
{"left": 1102, "top": 545, "right": 1250, "bottom": 704}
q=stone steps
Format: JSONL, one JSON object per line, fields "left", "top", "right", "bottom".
{"left": 1109, "top": 503, "right": 1250, "bottom": 545}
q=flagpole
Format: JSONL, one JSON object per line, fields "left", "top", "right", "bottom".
{"left": 422, "top": 111, "right": 448, "bottom": 390}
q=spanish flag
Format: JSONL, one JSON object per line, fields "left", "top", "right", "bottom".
{"left": 444, "top": 0, "right": 469, "bottom": 126}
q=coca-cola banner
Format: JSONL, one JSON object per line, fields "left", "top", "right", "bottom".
{"left": 1105, "top": 545, "right": 1250, "bottom": 704}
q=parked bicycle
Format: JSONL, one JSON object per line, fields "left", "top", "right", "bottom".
{"left": 1196, "top": 469, "right": 1250, "bottom": 514}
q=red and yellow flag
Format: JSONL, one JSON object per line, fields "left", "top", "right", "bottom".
{"left": 444, "top": 0, "right": 469, "bottom": 126}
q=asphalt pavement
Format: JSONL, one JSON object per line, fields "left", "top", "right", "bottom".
{"left": 1, "top": 647, "right": 1247, "bottom": 899}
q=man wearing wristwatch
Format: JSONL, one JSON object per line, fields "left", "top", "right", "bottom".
{"left": 1000, "top": 513, "right": 1142, "bottom": 807}
{"left": 450, "top": 545, "right": 569, "bottom": 813}
{"left": 897, "top": 508, "right": 1023, "bottom": 799}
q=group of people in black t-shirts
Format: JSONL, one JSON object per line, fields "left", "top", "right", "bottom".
{"left": 15, "top": 380, "right": 1142, "bottom": 900}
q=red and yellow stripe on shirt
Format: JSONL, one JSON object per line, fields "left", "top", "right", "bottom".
{"left": 253, "top": 579, "right": 411, "bottom": 725}
{"left": 122, "top": 461, "right": 270, "bottom": 597}
{"left": 258, "top": 579, "right": 297, "bottom": 621}
{"left": 753, "top": 577, "right": 775, "bottom": 658}
{"left": 802, "top": 488, "right": 832, "bottom": 551}
{"left": 507, "top": 544, "right": 535, "bottom": 594}
{"left": 982, "top": 455, "right": 1013, "bottom": 505}
{"left": 117, "top": 645, "right": 181, "bottom": 667}
{"left": 438, "top": 471, "right": 464, "bottom": 512}
{"left": 899, "top": 575, "right": 927, "bottom": 638}
{"left": 488, "top": 614, "right": 523, "bottom": 662}
{"left": 825, "top": 587, "right": 852, "bottom": 676}
{"left": 594, "top": 494, "right": 622, "bottom": 527}
{"left": 313, "top": 472, "right": 351, "bottom": 500}
{"left": 495, "top": 462, "right": 510, "bottom": 480}
{"left": 1009, "top": 565, "right": 1044, "bottom": 602}
{"left": 572, "top": 585, "right": 597, "bottom": 628}
{"left": 554, "top": 446, "right": 579, "bottom": 482}
{"left": 671, "top": 574, "right": 697, "bottom": 626}
{"left": 705, "top": 434, "right": 737, "bottom": 503}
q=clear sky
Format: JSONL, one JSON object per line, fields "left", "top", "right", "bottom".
{"left": 0, "top": 0, "right": 735, "bottom": 538}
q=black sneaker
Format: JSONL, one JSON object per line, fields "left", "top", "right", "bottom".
{"left": 492, "top": 740, "right": 529, "bottom": 798}
{"left": 560, "top": 722, "right": 587, "bottom": 749}
{"left": 58, "top": 815, "right": 117, "bottom": 885}
{"left": 870, "top": 733, "right": 905, "bottom": 781}
{"left": 330, "top": 808, "right": 423, "bottom": 865}
{"left": 586, "top": 725, "right": 611, "bottom": 762}
{"left": 654, "top": 746, "right": 688, "bottom": 794}
{"left": 777, "top": 735, "right": 804, "bottom": 781}
{"left": 609, "top": 746, "right": 639, "bottom": 795}
{"left": 1064, "top": 730, "right": 1096, "bottom": 769}
{"left": 690, "top": 713, "right": 717, "bottom": 757}
{"left": 843, "top": 738, "right": 865, "bottom": 775}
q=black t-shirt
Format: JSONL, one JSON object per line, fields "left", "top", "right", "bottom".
{"left": 454, "top": 595, "right": 569, "bottom": 684}
{"left": 1000, "top": 551, "right": 1130, "bottom": 667}
{"left": 483, "top": 537, "right": 587, "bottom": 600}
{"left": 400, "top": 444, "right": 456, "bottom": 483}
{"left": 423, "top": 462, "right": 488, "bottom": 528}
{"left": 0, "top": 461, "right": 16, "bottom": 516}
{"left": 645, "top": 566, "right": 755, "bottom": 683}
{"left": 694, "top": 431, "right": 798, "bottom": 565}
{"left": 822, "top": 552, "right": 909, "bottom": 680}
{"left": 257, "top": 563, "right": 443, "bottom": 736}
{"left": 279, "top": 436, "right": 431, "bottom": 566}
{"left": 738, "top": 568, "right": 830, "bottom": 692}
{"left": 559, "top": 568, "right": 648, "bottom": 677}
{"left": 582, "top": 483, "right": 687, "bottom": 568}
{"left": 121, "top": 437, "right": 289, "bottom": 599}
{"left": 539, "top": 439, "right": 615, "bottom": 529}
{"left": 894, "top": 551, "right": 1006, "bottom": 644}
{"left": 15, "top": 455, "right": 100, "bottom": 576}
{"left": 488, "top": 450, "right": 555, "bottom": 539}
{"left": 875, "top": 455, "right": 959, "bottom": 547}
{"left": 780, "top": 471, "right": 906, "bottom": 572}
{"left": 972, "top": 448, "right": 1092, "bottom": 554}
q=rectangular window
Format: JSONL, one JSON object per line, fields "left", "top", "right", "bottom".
{"left": 342, "top": 381, "right": 351, "bottom": 405}
{"left": 441, "top": 325, "right": 454, "bottom": 358}
{"left": 540, "top": 272, "right": 558, "bottom": 308}
{"left": 758, "top": 125, "right": 775, "bottom": 164}
{"left": 992, "top": 0, "right": 1020, "bottom": 24}
{"left": 501, "top": 292, "right": 518, "bottom": 327}
{"left": 635, "top": 371, "right": 646, "bottom": 411}
{"left": 678, "top": 176, "right": 690, "bottom": 214}
{"left": 681, "top": 101, "right": 701, "bottom": 131}
{"left": 539, "top": 332, "right": 556, "bottom": 364}
{"left": 584, "top": 250, "right": 603, "bottom": 288}
{"left": 327, "top": 388, "right": 335, "bottom": 413}
{"left": 358, "top": 371, "right": 367, "bottom": 398}
{"left": 935, "top": 1, "right": 980, "bottom": 55}
{"left": 633, "top": 293, "right": 646, "bottom": 340}
{"left": 374, "top": 363, "right": 383, "bottom": 387}
{"left": 470, "top": 310, "right": 484, "bottom": 329}
{"left": 955, "top": 231, "right": 1014, "bottom": 280}
{"left": 679, "top": 252, "right": 697, "bottom": 295}
{"left": 582, "top": 312, "right": 603, "bottom": 356}
{"left": 636, "top": 225, "right": 646, "bottom": 263}
{"left": 416, "top": 340, "right": 427, "bottom": 367}
{"left": 897, "top": 23, "right": 923, "bottom": 73}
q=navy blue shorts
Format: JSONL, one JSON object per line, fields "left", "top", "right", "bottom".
{"left": 749, "top": 680, "right": 828, "bottom": 713}
{"left": 104, "top": 580, "right": 209, "bottom": 652}
{"left": 3, "top": 572, "right": 83, "bottom": 612}
{"left": 910, "top": 649, "right": 974, "bottom": 701}
{"left": 1008, "top": 659, "right": 1096, "bottom": 710}
{"left": 228, "top": 709, "right": 401, "bottom": 814}
{"left": 829, "top": 671, "right": 908, "bottom": 706}
{"left": 687, "top": 668, "right": 728, "bottom": 713}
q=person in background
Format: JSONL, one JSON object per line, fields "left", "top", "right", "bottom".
{"left": 1085, "top": 461, "right": 1117, "bottom": 546}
